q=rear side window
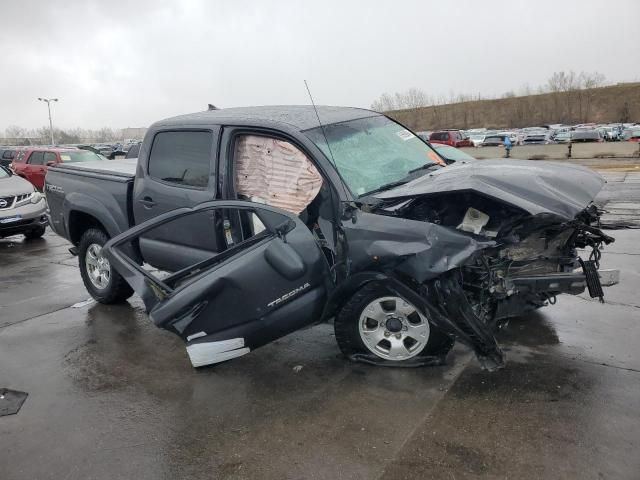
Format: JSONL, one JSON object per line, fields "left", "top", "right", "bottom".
{"left": 148, "top": 131, "right": 212, "bottom": 188}
{"left": 430, "top": 132, "right": 446, "bottom": 141}
{"left": 28, "top": 152, "right": 45, "bottom": 165}
{"left": 2, "top": 150, "right": 15, "bottom": 160}
{"left": 44, "top": 152, "right": 57, "bottom": 164}
{"left": 126, "top": 143, "right": 140, "bottom": 159}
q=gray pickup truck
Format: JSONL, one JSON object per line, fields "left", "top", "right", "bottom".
{"left": 45, "top": 106, "right": 617, "bottom": 370}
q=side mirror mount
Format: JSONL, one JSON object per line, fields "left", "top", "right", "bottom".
{"left": 273, "top": 219, "right": 295, "bottom": 241}
{"left": 46, "top": 161, "right": 56, "bottom": 167}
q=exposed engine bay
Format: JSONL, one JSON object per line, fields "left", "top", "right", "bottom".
{"left": 366, "top": 190, "right": 615, "bottom": 369}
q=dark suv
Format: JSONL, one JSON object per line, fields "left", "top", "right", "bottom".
{"left": 0, "top": 147, "right": 19, "bottom": 168}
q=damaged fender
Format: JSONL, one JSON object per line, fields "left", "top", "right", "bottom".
{"left": 341, "top": 211, "right": 505, "bottom": 368}
{"left": 342, "top": 210, "right": 494, "bottom": 282}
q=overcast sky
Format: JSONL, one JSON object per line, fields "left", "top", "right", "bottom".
{"left": 1, "top": 0, "right": 639, "bottom": 131}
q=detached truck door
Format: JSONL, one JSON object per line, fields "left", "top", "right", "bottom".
{"left": 132, "top": 128, "right": 222, "bottom": 272}
{"left": 103, "top": 200, "right": 331, "bottom": 367}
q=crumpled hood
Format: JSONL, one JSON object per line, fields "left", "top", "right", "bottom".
{"left": 0, "top": 174, "right": 35, "bottom": 196}
{"left": 374, "top": 159, "right": 605, "bottom": 220}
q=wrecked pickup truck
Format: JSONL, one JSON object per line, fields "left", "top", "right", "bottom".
{"left": 45, "top": 106, "right": 617, "bottom": 370}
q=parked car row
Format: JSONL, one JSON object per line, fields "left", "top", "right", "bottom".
{"left": 10, "top": 147, "right": 105, "bottom": 190}
{"left": 75, "top": 141, "right": 141, "bottom": 159}
{"left": 0, "top": 140, "right": 143, "bottom": 239}
{"left": 418, "top": 122, "right": 640, "bottom": 147}
{"left": 621, "top": 127, "right": 640, "bottom": 142}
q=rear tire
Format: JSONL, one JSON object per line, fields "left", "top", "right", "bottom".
{"left": 24, "top": 226, "right": 46, "bottom": 240}
{"left": 334, "top": 282, "right": 453, "bottom": 363}
{"left": 78, "top": 228, "right": 133, "bottom": 304}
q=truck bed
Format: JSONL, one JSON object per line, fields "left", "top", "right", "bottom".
{"left": 45, "top": 159, "right": 137, "bottom": 242}
{"left": 49, "top": 158, "right": 137, "bottom": 179}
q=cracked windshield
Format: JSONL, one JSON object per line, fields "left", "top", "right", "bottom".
{"left": 306, "top": 116, "right": 441, "bottom": 196}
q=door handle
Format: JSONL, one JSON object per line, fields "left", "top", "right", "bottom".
{"left": 139, "top": 196, "right": 156, "bottom": 208}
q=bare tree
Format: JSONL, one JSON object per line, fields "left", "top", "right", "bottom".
{"left": 4, "top": 125, "right": 27, "bottom": 139}
{"left": 371, "top": 71, "right": 618, "bottom": 129}
{"left": 371, "top": 88, "right": 432, "bottom": 112}
{"left": 579, "top": 71, "right": 607, "bottom": 121}
{"left": 403, "top": 88, "right": 430, "bottom": 109}
{"left": 619, "top": 101, "right": 631, "bottom": 123}
{"left": 94, "top": 127, "right": 121, "bottom": 143}
{"left": 371, "top": 92, "right": 398, "bottom": 112}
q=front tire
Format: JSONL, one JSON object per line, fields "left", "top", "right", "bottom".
{"left": 78, "top": 228, "right": 133, "bottom": 304}
{"left": 334, "top": 283, "right": 453, "bottom": 364}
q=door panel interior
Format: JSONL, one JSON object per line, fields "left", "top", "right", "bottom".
{"left": 138, "top": 209, "right": 221, "bottom": 270}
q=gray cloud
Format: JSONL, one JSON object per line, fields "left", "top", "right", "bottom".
{"left": 1, "top": 0, "right": 639, "bottom": 130}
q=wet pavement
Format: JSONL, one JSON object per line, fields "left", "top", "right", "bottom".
{"left": 1, "top": 169, "right": 639, "bottom": 479}
{"left": 597, "top": 171, "right": 640, "bottom": 228}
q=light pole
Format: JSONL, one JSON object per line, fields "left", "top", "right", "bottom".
{"left": 38, "top": 97, "right": 58, "bottom": 145}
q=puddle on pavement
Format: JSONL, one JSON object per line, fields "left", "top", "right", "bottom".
{"left": 63, "top": 301, "right": 195, "bottom": 398}
{"left": 450, "top": 350, "right": 590, "bottom": 404}
{"left": 497, "top": 311, "right": 560, "bottom": 347}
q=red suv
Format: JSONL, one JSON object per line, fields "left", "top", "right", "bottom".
{"left": 12, "top": 148, "right": 103, "bottom": 190}
{"left": 429, "top": 130, "right": 474, "bottom": 148}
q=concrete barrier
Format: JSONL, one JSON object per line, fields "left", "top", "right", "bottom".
{"left": 461, "top": 142, "right": 640, "bottom": 160}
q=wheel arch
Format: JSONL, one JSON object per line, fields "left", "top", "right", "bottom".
{"left": 321, "top": 271, "right": 430, "bottom": 321}
{"left": 63, "top": 192, "right": 123, "bottom": 245}
{"left": 322, "top": 270, "right": 447, "bottom": 323}
{"left": 67, "top": 210, "right": 109, "bottom": 245}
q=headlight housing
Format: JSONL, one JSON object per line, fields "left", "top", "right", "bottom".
{"left": 30, "top": 191, "right": 44, "bottom": 204}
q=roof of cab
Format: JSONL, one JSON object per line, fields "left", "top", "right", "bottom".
{"left": 154, "top": 105, "right": 380, "bottom": 131}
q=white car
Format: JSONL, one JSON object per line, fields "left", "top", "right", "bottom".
{"left": 0, "top": 166, "right": 48, "bottom": 239}
{"left": 468, "top": 133, "right": 486, "bottom": 147}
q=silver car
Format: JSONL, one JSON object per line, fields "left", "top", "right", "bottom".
{"left": 0, "top": 166, "right": 48, "bottom": 239}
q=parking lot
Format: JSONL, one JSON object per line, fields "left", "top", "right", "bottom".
{"left": 1, "top": 166, "right": 640, "bottom": 480}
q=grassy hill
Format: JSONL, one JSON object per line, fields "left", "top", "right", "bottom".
{"left": 386, "top": 82, "right": 640, "bottom": 131}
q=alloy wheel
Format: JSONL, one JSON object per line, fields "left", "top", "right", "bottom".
{"left": 358, "top": 296, "right": 430, "bottom": 360}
